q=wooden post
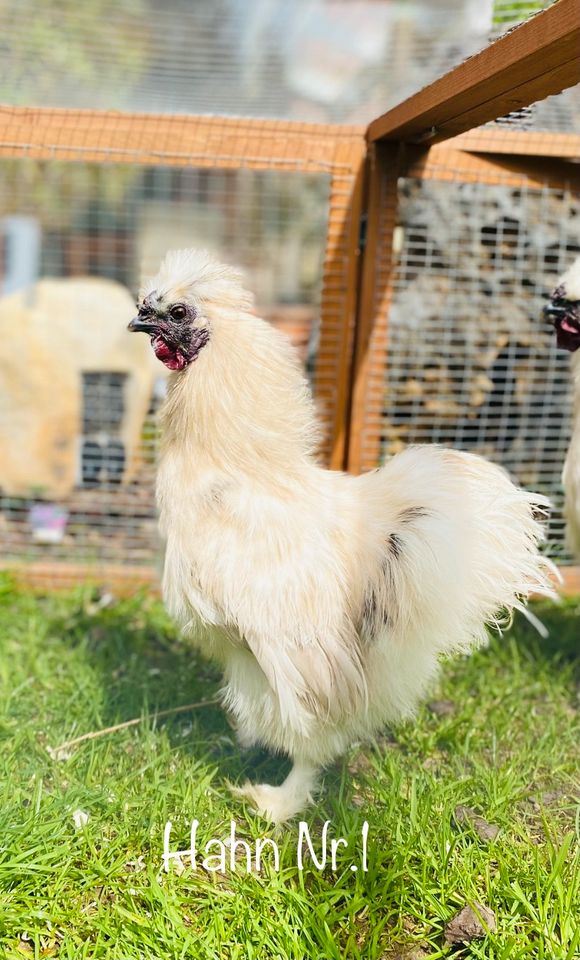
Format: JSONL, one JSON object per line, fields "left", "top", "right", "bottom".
{"left": 346, "top": 142, "right": 404, "bottom": 474}
{"left": 315, "top": 166, "right": 366, "bottom": 469}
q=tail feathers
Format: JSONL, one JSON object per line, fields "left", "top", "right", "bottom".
{"left": 374, "top": 447, "right": 558, "bottom": 658}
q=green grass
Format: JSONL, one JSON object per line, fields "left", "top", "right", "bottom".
{"left": 0, "top": 574, "right": 579, "bottom": 959}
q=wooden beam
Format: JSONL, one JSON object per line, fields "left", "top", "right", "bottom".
{"left": 367, "top": 0, "right": 579, "bottom": 145}
{"left": 316, "top": 167, "right": 367, "bottom": 470}
{"left": 347, "top": 142, "right": 401, "bottom": 474}
{"left": 0, "top": 106, "right": 365, "bottom": 174}
{"left": 405, "top": 143, "right": 580, "bottom": 192}
{"left": 448, "top": 129, "right": 580, "bottom": 160}
{"left": 0, "top": 562, "right": 159, "bottom": 594}
{"left": 3, "top": 561, "right": 578, "bottom": 597}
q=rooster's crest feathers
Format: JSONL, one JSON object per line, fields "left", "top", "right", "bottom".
{"left": 140, "top": 248, "right": 254, "bottom": 313}
{"left": 557, "top": 257, "right": 580, "bottom": 302}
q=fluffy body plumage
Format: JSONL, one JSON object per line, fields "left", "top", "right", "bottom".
{"left": 134, "top": 249, "right": 555, "bottom": 822}
{"left": 546, "top": 257, "right": 580, "bottom": 557}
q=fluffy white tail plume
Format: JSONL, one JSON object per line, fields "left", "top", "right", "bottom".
{"left": 130, "top": 249, "right": 557, "bottom": 822}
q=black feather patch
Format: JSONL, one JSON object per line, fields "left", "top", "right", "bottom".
{"left": 387, "top": 533, "right": 403, "bottom": 560}
{"left": 360, "top": 587, "right": 391, "bottom": 639}
{"left": 361, "top": 509, "right": 430, "bottom": 640}
{"left": 360, "top": 566, "right": 393, "bottom": 638}
{"left": 362, "top": 590, "right": 378, "bottom": 623}
{"left": 399, "top": 506, "right": 429, "bottom": 523}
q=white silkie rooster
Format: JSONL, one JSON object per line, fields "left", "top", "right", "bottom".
{"left": 128, "top": 249, "right": 555, "bottom": 822}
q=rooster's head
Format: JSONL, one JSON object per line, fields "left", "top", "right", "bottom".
{"left": 544, "top": 256, "right": 580, "bottom": 353}
{"left": 128, "top": 249, "right": 251, "bottom": 371}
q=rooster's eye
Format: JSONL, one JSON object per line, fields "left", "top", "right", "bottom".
{"left": 170, "top": 304, "right": 187, "bottom": 321}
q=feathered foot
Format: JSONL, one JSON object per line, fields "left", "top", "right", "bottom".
{"left": 232, "top": 762, "right": 318, "bottom": 823}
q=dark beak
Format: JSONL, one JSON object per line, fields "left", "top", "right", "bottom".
{"left": 544, "top": 303, "right": 570, "bottom": 321}
{"left": 128, "top": 316, "right": 158, "bottom": 334}
{"left": 543, "top": 303, "right": 568, "bottom": 321}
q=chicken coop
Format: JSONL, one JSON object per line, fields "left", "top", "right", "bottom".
{"left": 0, "top": 0, "right": 578, "bottom": 593}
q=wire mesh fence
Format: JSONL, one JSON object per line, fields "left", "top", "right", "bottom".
{"left": 0, "top": 132, "right": 363, "bottom": 580}
{"left": 0, "top": 0, "right": 508, "bottom": 123}
{"left": 351, "top": 137, "right": 579, "bottom": 562}
{"left": 0, "top": 0, "right": 578, "bottom": 587}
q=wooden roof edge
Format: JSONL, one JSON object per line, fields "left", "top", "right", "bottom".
{"left": 366, "top": 0, "right": 579, "bottom": 145}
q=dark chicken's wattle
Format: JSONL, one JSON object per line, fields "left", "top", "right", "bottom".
{"left": 554, "top": 314, "right": 580, "bottom": 353}
{"left": 544, "top": 286, "right": 580, "bottom": 353}
{"left": 152, "top": 335, "right": 188, "bottom": 371}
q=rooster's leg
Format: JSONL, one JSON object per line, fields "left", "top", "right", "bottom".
{"left": 232, "top": 761, "right": 318, "bottom": 823}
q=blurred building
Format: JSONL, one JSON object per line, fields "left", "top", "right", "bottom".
{"left": 0, "top": 277, "right": 159, "bottom": 498}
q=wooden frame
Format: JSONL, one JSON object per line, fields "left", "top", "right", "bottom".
{"left": 346, "top": 143, "right": 401, "bottom": 474}
{"left": 405, "top": 142, "right": 580, "bottom": 191}
{"left": 344, "top": 0, "right": 580, "bottom": 594}
{"left": 348, "top": 0, "right": 580, "bottom": 477}
{"left": 319, "top": 166, "right": 367, "bottom": 468}
{"left": 448, "top": 129, "right": 580, "bottom": 159}
{"left": 0, "top": 107, "right": 365, "bottom": 172}
{"left": 0, "top": 0, "right": 579, "bottom": 594}
{"left": 346, "top": 137, "right": 579, "bottom": 477}
{"left": 0, "top": 106, "right": 366, "bottom": 470}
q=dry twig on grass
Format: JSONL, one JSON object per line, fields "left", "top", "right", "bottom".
{"left": 47, "top": 696, "right": 221, "bottom": 760}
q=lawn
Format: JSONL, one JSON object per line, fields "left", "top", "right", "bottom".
{"left": 0, "top": 574, "right": 578, "bottom": 959}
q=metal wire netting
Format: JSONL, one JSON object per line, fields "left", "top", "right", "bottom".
{"left": 0, "top": 0, "right": 577, "bottom": 585}
{"left": 0, "top": 0, "right": 542, "bottom": 124}
{"left": 0, "top": 160, "right": 330, "bottom": 570}
{"left": 2, "top": 0, "right": 569, "bottom": 132}
{"left": 380, "top": 173, "right": 578, "bottom": 560}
